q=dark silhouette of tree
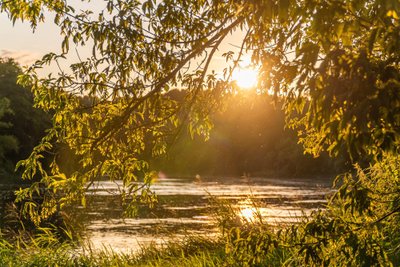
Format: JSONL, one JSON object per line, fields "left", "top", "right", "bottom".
{"left": 0, "top": 97, "right": 18, "bottom": 178}
{"left": 0, "top": 58, "right": 51, "bottom": 174}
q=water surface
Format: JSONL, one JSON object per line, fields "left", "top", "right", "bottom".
{"left": 79, "top": 176, "right": 332, "bottom": 253}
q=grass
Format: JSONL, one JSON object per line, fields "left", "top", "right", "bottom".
{"left": 0, "top": 199, "right": 290, "bottom": 267}
{"left": 0, "top": 235, "right": 293, "bottom": 267}
{"left": 1, "top": 191, "right": 397, "bottom": 267}
{"left": 0, "top": 236, "right": 228, "bottom": 267}
{"left": 0, "top": 231, "right": 297, "bottom": 266}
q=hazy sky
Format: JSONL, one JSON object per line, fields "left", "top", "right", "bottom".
{"left": 0, "top": 5, "right": 249, "bottom": 77}
{"left": 0, "top": 0, "right": 97, "bottom": 68}
{"left": 0, "top": 13, "right": 62, "bottom": 66}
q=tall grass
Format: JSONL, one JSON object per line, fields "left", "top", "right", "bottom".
{"left": 2, "top": 171, "right": 398, "bottom": 267}
{"left": 0, "top": 196, "right": 291, "bottom": 267}
{"left": 0, "top": 236, "right": 227, "bottom": 267}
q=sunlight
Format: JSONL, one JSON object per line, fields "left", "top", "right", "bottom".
{"left": 232, "top": 67, "right": 258, "bottom": 89}
{"left": 240, "top": 207, "right": 257, "bottom": 222}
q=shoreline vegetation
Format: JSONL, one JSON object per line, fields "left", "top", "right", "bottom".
{"left": 0, "top": 197, "right": 315, "bottom": 267}
{"left": 1, "top": 164, "right": 399, "bottom": 267}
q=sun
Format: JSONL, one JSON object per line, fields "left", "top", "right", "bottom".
{"left": 232, "top": 67, "right": 258, "bottom": 89}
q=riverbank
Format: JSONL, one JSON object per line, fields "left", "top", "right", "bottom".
{"left": 0, "top": 177, "right": 332, "bottom": 254}
{"left": 1, "top": 189, "right": 399, "bottom": 267}
{"left": 0, "top": 188, "right": 304, "bottom": 266}
{"left": 0, "top": 237, "right": 227, "bottom": 267}
{"left": 0, "top": 213, "right": 291, "bottom": 267}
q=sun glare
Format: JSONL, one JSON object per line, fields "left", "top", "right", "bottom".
{"left": 240, "top": 207, "right": 257, "bottom": 222}
{"left": 232, "top": 68, "right": 258, "bottom": 89}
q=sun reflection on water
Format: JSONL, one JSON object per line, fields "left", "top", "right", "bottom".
{"left": 237, "top": 198, "right": 260, "bottom": 222}
{"left": 239, "top": 207, "right": 258, "bottom": 222}
{"left": 81, "top": 177, "right": 331, "bottom": 253}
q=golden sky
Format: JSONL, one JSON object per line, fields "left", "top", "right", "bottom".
{"left": 0, "top": 3, "right": 252, "bottom": 84}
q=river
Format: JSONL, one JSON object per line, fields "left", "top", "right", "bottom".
{"left": 73, "top": 176, "right": 333, "bottom": 253}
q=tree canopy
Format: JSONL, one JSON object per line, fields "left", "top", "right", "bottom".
{"left": 1, "top": 0, "right": 400, "bottom": 265}
{"left": 0, "top": 0, "right": 399, "bottom": 224}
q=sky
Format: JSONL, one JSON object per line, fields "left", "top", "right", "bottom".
{"left": 0, "top": 0, "right": 100, "bottom": 67}
{"left": 0, "top": 14, "right": 62, "bottom": 66}
{"left": 0, "top": 3, "right": 251, "bottom": 81}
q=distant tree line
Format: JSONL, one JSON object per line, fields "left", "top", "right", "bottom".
{"left": 0, "top": 59, "right": 50, "bottom": 183}
{"left": 153, "top": 90, "right": 348, "bottom": 177}
{"left": 0, "top": 58, "right": 345, "bottom": 183}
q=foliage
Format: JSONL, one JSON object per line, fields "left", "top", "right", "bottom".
{"left": 155, "top": 90, "right": 345, "bottom": 177}
{"left": 1, "top": 0, "right": 397, "bottom": 222}
{"left": 219, "top": 154, "right": 400, "bottom": 266}
{"left": 0, "top": 159, "right": 399, "bottom": 267}
{"left": 0, "top": 234, "right": 226, "bottom": 267}
{"left": 0, "top": 221, "right": 78, "bottom": 267}
{"left": 0, "top": 0, "right": 400, "bottom": 265}
{"left": 0, "top": 58, "right": 50, "bottom": 181}
{"left": 3, "top": 0, "right": 249, "bottom": 223}
{"left": 0, "top": 97, "right": 18, "bottom": 177}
